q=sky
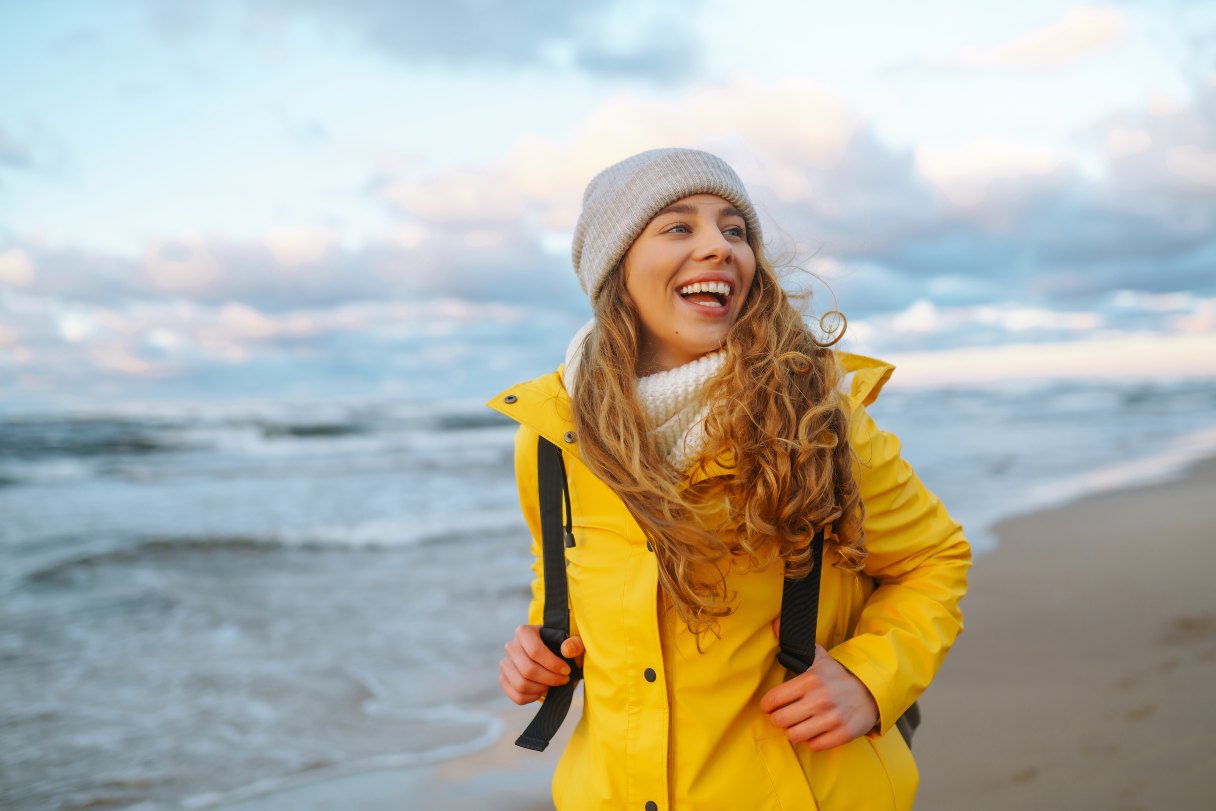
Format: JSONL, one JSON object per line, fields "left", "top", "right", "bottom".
{"left": 1, "top": 0, "right": 1215, "bottom": 409}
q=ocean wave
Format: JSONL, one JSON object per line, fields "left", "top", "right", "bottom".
{"left": 10, "top": 511, "right": 529, "bottom": 592}
{"left": 13, "top": 537, "right": 281, "bottom": 589}
{"left": 256, "top": 420, "right": 369, "bottom": 439}
{"left": 1, "top": 400, "right": 514, "bottom": 450}
{"left": 0, "top": 416, "right": 189, "bottom": 460}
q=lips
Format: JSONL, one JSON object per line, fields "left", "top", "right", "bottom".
{"left": 677, "top": 278, "right": 733, "bottom": 308}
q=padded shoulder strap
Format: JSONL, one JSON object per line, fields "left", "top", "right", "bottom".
{"left": 775, "top": 528, "right": 923, "bottom": 748}
{"left": 515, "top": 436, "right": 583, "bottom": 752}
{"left": 776, "top": 528, "right": 825, "bottom": 674}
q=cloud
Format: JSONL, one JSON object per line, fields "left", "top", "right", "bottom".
{"left": 0, "top": 125, "right": 33, "bottom": 170}
{"left": 355, "top": 73, "right": 1216, "bottom": 316}
{"left": 1164, "top": 144, "right": 1216, "bottom": 188}
{"left": 264, "top": 225, "right": 335, "bottom": 267}
{"left": 10, "top": 72, "right": 1214, "bottom": 328}
{"left": 839, "top": 291, "right": 1216, "bottom": 360}
{"left": 827, "top": 79, "right": 1216, "bottom": 304}
{"left": 1002, "top": 78, "right": 1216, "bottom": 297}
{"left": 0, "top": 245, "right": 141, "bottom": 303}
{"left": 1, "top": 227, "right": 580, "bottom": 314}
{"left": 240, "top": 0, "right": 706, "bottom": 79}
{"left": 953, "top": 6, "right": 1129, "bottom": 71}
{"left": 0, "top": 283, "right": 586, "bottom": 407}
{"left": 914, "top": 140, "right": 1067, "bottom": 208}
{"left": 1097, "top": 79, "right": 1216, "bottom": 198}
{"left": 8, "top": 60, "right": 1216, "bottom": 405}
{"left": 141, "top": 0, "right": 212, "bottom": 40}
{"left": 884, "top": 331, "right": 1216, "bottom": 386}
{"left": 0, "top": 249, "right": 36, "bottom": 287}
{"left": 847, "top": 297, "right": 1107, "bottom": 354}
{"left": 369, "top": 77, "right": 905, "bottom": 251}
{"left": 1171, "top": 297, "right": 1216, "bottom": 334}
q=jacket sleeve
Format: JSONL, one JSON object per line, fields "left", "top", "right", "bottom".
{"left": 513, "top": 423, "right": 546, "bottom": 628}
{"left": 827, "top": 402, "right": 973, "bottom": 737}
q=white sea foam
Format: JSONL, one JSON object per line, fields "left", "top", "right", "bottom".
{"left": 1021, "top": 424, "right": 1216, "bottom": 515}
{"left": 272, "top": 508, "right": 528, "bottom": 549}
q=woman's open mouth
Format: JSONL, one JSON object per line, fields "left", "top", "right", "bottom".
{"left": 677, "top": 280, "right": 732, "bottom": 309}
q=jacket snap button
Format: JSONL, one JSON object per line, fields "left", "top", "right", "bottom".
{"left": 643, "top": 668, "right": 657, "bottom": 683}
{"left": 563, "top": 431, "right": 576, "bottom": 443}
{"left": 646, "top": 802, "right": 658, "bottom": 811}
{"left": 503, "top": 394, "right": 517, "bottom": 404}
{"left": 645, "top": 540, "right": 653, "bottom": 552}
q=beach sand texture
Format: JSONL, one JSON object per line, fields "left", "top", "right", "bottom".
{"left": 216, "top": 459, "right": 1216, "bottom": 810}
{"left": 915, "top": 458, "right": 1216, "bottom": 810}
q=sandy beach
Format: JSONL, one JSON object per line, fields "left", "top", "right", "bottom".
{"left": 914, "top": 457, "right": 1216, "bottom": 810}
{"left": 213, "top": 458, "right": 1216, "bottom": 810}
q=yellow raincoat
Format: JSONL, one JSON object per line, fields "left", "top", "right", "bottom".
{"left": 486, "top": 352, "right": 971, "bottom": 810}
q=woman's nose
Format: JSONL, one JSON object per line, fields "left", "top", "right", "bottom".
{"left": 693, "top": 229, "right": 733, "bottom": 263}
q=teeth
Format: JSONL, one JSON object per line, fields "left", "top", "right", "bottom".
{"left": 678, "top": 281, "right": 732, "bottom": 297}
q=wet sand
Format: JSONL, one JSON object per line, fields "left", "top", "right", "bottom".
{"left": 215, "top": 458, "right": 1216, "bottom": 810}
{"left": 915, "top": 457, "right": 1216, "bottom": 810}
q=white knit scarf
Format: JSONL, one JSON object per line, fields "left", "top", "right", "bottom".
{"left": 563, "top": 319, "right": 726, "bottom": 470}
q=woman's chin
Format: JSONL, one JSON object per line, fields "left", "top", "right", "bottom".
{"left": 672, "top": 335, "right": 730, "bottom": 363}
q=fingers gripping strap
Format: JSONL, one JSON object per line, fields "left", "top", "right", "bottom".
{"left": 777, "top": 529, "right": 825, "bottom": 675}
{"left": 516, "top": 437, "right": 582, "bottom": 751}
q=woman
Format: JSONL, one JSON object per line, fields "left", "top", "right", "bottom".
{"left": 488, "top": 148, "right": 971, "bottom": 809}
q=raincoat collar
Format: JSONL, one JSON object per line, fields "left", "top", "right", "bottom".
{"left": 485, "top": 352, "right": 896, "bottom": 486}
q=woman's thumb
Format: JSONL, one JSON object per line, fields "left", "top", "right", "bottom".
{"left": 560, "top": 636, "right": 585, "bottom": 659}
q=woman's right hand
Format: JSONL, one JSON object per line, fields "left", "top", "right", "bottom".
{"left": 499, "top": 624, "right": 585, "bottom": 705}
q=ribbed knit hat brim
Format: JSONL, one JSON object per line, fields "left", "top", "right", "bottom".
{"left": 572, "top": 148, "right": 761, "bottom": 301}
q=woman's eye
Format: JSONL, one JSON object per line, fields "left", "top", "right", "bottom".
{"left": 665, "top": 223, "right": 690, "bottom": 234}
{"left": 723, "top": 226, "right": 745, "bottom": 238}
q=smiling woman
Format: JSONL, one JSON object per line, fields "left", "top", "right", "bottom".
{"left": 486, "top": 148, "right": 971, "bottom": 810}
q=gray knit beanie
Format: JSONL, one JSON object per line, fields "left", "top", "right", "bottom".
{"left": 572, "top": 148, "right": 762, "bottom": 301}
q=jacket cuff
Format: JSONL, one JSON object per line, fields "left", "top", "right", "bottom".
{"left": 827, "top": 639, "right": 908, "bottom": 738}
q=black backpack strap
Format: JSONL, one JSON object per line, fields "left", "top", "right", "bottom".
{"left": 776, "top": 528, "right": 825, "bottom": 674}
{"left": 776, "top": 528, "right": 922, "bottom": 748}
{"left": 515, "top": 436, "right": 584, "bottom": 752}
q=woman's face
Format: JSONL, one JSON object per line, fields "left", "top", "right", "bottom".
{"left": 621, "top": 193, "right": 756, "bottom": 374}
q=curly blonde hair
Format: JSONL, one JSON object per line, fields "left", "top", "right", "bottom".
{"left": 570, "top": 243, "right": 866, "bottom": 637}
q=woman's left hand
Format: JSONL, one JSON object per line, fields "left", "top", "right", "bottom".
{"left": 760, "top": 621, "right": 880, "bottom": 751}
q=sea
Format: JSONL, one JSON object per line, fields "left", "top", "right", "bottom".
{"left": 3, "top": 376, "right": 1216, "bottom": 809}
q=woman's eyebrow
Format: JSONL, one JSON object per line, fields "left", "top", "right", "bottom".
{"left": 653, "top": 203, "right": 746, "bottom": 219}
{"left": 655, "top": 203, "right": 697, "bottom": 217}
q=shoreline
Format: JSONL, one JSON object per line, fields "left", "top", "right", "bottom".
{"left": 209, "top": 456, "right": 1216, "bottom": 810}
